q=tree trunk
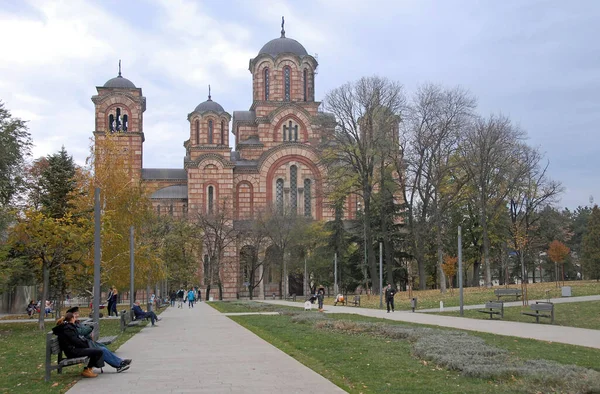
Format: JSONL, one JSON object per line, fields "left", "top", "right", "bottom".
{"left": 415, "top": 248, "right": 427, "bottom": 290}
{"left": 205, "top": 284, "right": 211, "bottom": 301}
{"left": 385, "top": 237, "right": 394, "bottom": 286}
{"left": 436, "top": 211, "right": 446, "bottom": 293}
{"left": 480, "top": 210, "right": 492, "bottom": 288}
{"left": 39, "top": 262, "right": 49, "bottom": 330}
{"left": 472, "top": 261, "right": 481, "bottom": 287}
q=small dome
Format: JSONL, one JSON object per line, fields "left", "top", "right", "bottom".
{"left": 194, "top": 98, "right": 225, "bottom": 113}
{"left": 258, "top": 37, "right": 308, "bottom": 57}
{"left": 103, "top": 75, "right": 136, "bottom": 89}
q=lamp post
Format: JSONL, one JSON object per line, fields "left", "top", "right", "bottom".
{"left": 379, "top": 241, "right": 383, "bottom": 309}
{"left": 458, "top": 225, "right": 463, "bottom": 317}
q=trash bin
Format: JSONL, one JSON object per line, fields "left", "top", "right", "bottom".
{"left": 272, "top": 293, "right": 276, "bottom": 300}
{"left": 208, "top": 296, "right": 214, "bottom": 302}
{"left": 410, "top": 297, "right": 417, "bottom": 312}
{"left": 561, "top": 286, "right": 572, "bottom": 297}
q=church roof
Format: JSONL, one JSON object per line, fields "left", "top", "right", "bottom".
{"left": 103, "top": 75, "right": 136, "bottom": 89}
{"left": 258, "top": 37, "right": 308, "bottom": 57}
{"left": 194, "top": 98, "right": 225, "bottom": 114}
{"left": 142, "top": 168, "right": 187, "bottom": 180}
{"left": 233, "top": 111, "right": 256, "bottom": 123}
{"left": 150, "top": 185, "right": 188, "bottom": 199}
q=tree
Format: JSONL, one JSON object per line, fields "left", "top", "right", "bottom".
{"left": 10, "top": 210, "right": 91, "bottom": 329}
{"left": 161, "top": 216, "right": 201, "bottom": 289}
{"left": 237, "top": 220, "right": 269, "bottom": 300}
{"left": 0, "top": 100, "right": 32, "bottom": 209}
{"left": 322, "top": 76, "right": 405, "bottom": 294}
{"left": 38, "top": 147, "right": 77, "bottom": 219}
{"left": 441, "top": 255, "right": 457, "bottom": 294}
{"left": 581, "top": 205, "right": 600, "bottom": 281}
{"left": 459, "top": 114, "right": 529, "bottom": 287}
{"left": 401, "top": 84, "right": 476, "bottom": 291}
{"left": 195, "top": 200, "right": 238, "bottom": 300}
{"left": 547, "top": 240, "right": 570, "bottom": 286}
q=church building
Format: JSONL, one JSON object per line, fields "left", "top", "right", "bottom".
{"left": 91, "top": 20, "right": 353, "bottom": 299}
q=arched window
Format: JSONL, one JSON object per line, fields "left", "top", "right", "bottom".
{"left": 195, "top": 120, "right": 200, "bottom": 144}
{"left": 183, "top": 204, "right": 188, "bottom": 217}
{"left": 116, "top": 108, "right": 122, "bottom": 131}
{"left": 208, "top": 186, "right": 214, "bottom": 214}
{"left": 290, "top": 166, "right": 298, "bottom": 213}
{"left": 284, "top": 66, "right": 291, "bottom": 101}
{"left": 221, "top": 120, "right": 225, "bottom": 145}
{"left": 283, "top": 120, "right": 298, "bottom": 142}
{"left": 303, "top": 69, "right": 308, "bottom": 102}
{"left": 109, "top": 114, "right": 115, "bottom": 132}
{"left": 122, "top": 114, "right": 128, "bottom": 131}
{"left": 276, "top": 179, "right": 284, "bottom": 214}
{"left": 264, "top": 68, "right": 270, "bottom": 100}
{"left": 304, "top": 179, "right": 312, "bottom": 217}
{"left": 169, "top": 204, "right": 173, "bottom": 216}
{"left": 208, "top": 120, "right": 213, "bottom": 144}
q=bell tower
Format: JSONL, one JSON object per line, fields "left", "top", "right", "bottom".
{"left": 91, "top": 61, "right": 146, "bottom": 180}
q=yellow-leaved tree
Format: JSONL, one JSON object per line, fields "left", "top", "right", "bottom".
{"left": 86, "top": 134, "right": 166, "bottom": 298}
{"left": 547, "top": 240, "right": 570, "bottom": 287}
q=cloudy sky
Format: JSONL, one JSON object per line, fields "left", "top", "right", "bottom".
{"left": 0, "top": 0, "right": 598, "bottom": 209}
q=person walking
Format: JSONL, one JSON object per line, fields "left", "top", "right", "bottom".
{"left": 169, "top": 290, "right": 176, "bottom": 307}
{"left": 177, "top": 288, "right": 184, "bottom": 308}
{"left": 106, "top": 287, "right": 114, "bottom": 317}
{"left": 187, "top": 288, "right": 195, "bottom": 308}
{"left": 385, "top": 283, "right": 396, "bottom": 313}
{"left": 111, "top": 287, "right": 118, "bottom": 316}
{"left": 317, "top": 288, "right": 324, "bottom": 312}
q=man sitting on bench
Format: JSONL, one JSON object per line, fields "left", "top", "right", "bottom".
{"left": 52, "top": 312, "right": 105, "bottom": 378}
{"left": 132, "top": 300, "right": 161, "bottom": 326}
{"left": 64, "top": 307, "right": 131, "bottom": 373}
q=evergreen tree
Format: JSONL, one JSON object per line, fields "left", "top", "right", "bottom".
{"left": 581, "top": 205, "right": 600, "bottom": 280}
{"left": 39, "top": 146, "right": 77, "bottom": 219}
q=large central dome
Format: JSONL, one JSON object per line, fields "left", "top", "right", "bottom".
{"left": 258, "top": 37, "right": 308, "bottom": 57}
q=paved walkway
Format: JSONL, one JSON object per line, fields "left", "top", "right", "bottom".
{"left": 261, "top": 298, "right": 600, "bottom": 350}
{"left": 67, "top": 302, "right": 345, "bottom": 394}
{"left": 416, "top": 294, "right": 600, "bottom": 312}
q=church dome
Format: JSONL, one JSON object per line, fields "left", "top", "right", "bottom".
{"left": 258, "top": 37, "right": 308, "bottom": 57}
{"left": 257, "top": 17, "right": 308, "bottom": 58}
{"left": 194, "top": 97, "right": 225, "bottom": 113}
{"left": 103, "top": 75, "right": 136, "bottom": 89}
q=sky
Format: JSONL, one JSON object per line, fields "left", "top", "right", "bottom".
{"left": 0, "top": 0, "right": 598, "bottom": 210}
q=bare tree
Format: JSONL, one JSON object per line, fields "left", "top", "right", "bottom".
{"left": 237, "top": 220, "right": 269, "bottom": 300}
{"left": 459, "top": 114, "right": 529, "bottom": 287}
{"left": 400, "top": 84, "right": 476, "bottom": 291}
{"left": 322, "top": 76, "right": 405, "bottom": 294}
{"left": 195, "top": 199, "right": 237, "bottom": 300}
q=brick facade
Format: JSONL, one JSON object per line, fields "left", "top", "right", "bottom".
{"left": 93, "top": 29, "right": 348, "bottom": 299}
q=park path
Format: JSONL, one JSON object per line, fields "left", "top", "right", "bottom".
{"left": 261, "top": 297, "right": 600, "bottom": 350}
{"left": 66, "top": 302, "right": 346, "bottom": 394}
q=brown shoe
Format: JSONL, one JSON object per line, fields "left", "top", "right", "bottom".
{"left": 81, "top": 368, "right": 98, "bottom": 378}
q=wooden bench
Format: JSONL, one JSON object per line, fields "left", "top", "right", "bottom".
{"left": 521, "top": 302, "right": 554, "bottom": 324}
{"left": 84, "top": 321, "right": 117, "bottom": 346}
{"left": 494, "top": 288, "right": 522, "bottom": 300}
{"left": 477, "top": 301, "right": 504, "bottom": 319}
{"left": 351, "top": 295, "right": 361, "bottom": 307}
{"left": 45, "top": 333, "right": 89, "bottom": 382}
{"left": 120, "top": 310, "right": 142, "bottom": 332}
{"left": 284, "top": 293, "right": 297, "bottom": 302}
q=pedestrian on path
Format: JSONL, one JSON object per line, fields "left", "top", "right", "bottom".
{"left": 106, "top": 287, "right": 114, "bottom": 316}
{"left": 111, "top": 287, "right": 118, "bottom": 316}
{"left": 188, "top": 288, "right": 195, "bottom": 308}
{"left": 169, "top": 290, "right": 176, "bottom": 307}
{"left": 385, "top": 283, "right": 396, "bottom": 313}
{"left": 317, "top": 288, "right": 324, "bottom": 312}
{"left": 177, "top": 288, "right": 184, "bottom": 308}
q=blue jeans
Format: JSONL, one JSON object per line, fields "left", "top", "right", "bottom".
{"left": 100, "top": 346, "right": 122, "bottom": 368}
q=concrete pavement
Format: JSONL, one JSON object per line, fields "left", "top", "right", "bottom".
{"left": 66, "top": 302, "right": 346, "bottom": 394}
{"left": 261, "top": 299, "right": 600, "bottom": 350}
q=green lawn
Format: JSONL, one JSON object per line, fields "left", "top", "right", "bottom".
{"left": 337, "top": 280, "right": 600, "bottom": 310}
{"left": 211, "top": 301, "right": 600, "bottom": 393}
{"left": 434, "top": 301, "right": 600, "bottom": 330}
{"left": 0, "top": 316, "right": 150, "bottom": 394}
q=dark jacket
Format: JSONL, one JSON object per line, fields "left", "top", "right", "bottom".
{"left": 52, "top": 322, "right": 89, "bottom": 357}
{"left": 385, "top": 287, "right": 396, "bottom": 300}
{"left": 132, "top": 304, "right": 146, "bottom": 319}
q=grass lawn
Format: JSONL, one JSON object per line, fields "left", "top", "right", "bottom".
{"left": 322, "top": 280, "right": 600, "bottom": 310}
{"left": 210, "top": 301, "right": 600, "bottom": 393}
{"left": 0, "top": 310, "right": 157, "bottom": 394}
{"left": 432, "top": 300, "right": 600, "bottom": 330}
